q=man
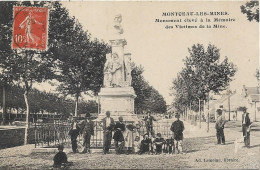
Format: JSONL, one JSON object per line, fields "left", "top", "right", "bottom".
{"left": 113, "top": 116, "right": 125, "bottom": 154}
{"left": 170, "top": 113, "right": 184, "bottom": 154}
{"left": 242, "top": 108, "right": 252, "bottom": 147}
{"left": 143, "top": 111, "right": 156, "bottom": 137}
{"left": 80, "top": 113, "right": 94, "bottom": 153}
{"left": 102, "top": 111, "right": 115, "bottom": 154}
{"left": 215, "top": 109, "right": 226, "bottom": 145}
{"left": 69, "top": 116, "right": 80, "bottom": 153}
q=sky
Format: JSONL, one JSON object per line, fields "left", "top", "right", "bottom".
{"left": 57, "top": 1, "right": 259, "bottom": 104}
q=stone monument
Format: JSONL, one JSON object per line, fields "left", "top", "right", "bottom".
{"left": 96, "top": 14, "right": 138, "bottom": 123}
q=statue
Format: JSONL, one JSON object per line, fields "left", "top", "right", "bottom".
{"left": 103, "top": 53, "right": 113, "bottom": 87}
{"left": 111, "top": 52, "right": 123, "bottom": 87}
{"left": 113, "top": 14, "right": 124, "bottom": 35}
{"left": 124, "top": 53, "right": 134, "bottom": 86}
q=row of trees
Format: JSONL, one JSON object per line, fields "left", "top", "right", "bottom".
{"left": 132, "top": 65, "right": 167, "bottom": 114}
{"left": 171, "top": 44, "right": 237, "bottom": 114}
{"left": 0, "top": 84, "right": 98, "bottom": 116}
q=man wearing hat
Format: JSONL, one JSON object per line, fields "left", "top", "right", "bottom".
{"left": 102, "top": 111, "right": 115, "bottom": 154}
{"left": 215, "top": 109, "right": 226, "bottom": 145}
{"left": 170, "top": 113, "right": 184, "bottom": 154}
{"left": 242, "top": 108, "right": 252, "bottom": 147}
{"left": 80, "top": 113, "right": 94, "bottom": 153}
{"left": 69, "top": 116, "right": 80, "bottom": 153}
{"left": 143, "top": 111, "right": 156, "bottom": 137}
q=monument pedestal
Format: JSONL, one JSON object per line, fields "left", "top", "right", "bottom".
{"left": 95, "top": 87, "right": 139, "bottom": 123}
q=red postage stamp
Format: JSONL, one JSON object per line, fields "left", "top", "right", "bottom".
{"left": 12, "top": 6, "right": 48, "bottom": 50}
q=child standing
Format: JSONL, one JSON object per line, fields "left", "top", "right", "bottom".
{"left": 124, "top": 124, "right": 136, "bottom": 155}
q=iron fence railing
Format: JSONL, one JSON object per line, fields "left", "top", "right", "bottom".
{"left": 34, "top": 120, "right": 71, "bottom": 148}
{"left": 34, "top": 119, "right": 174, "bottom": 148}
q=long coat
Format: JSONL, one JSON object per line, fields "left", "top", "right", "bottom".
{"left": 113, "top": 122, "right": 125, "bottom": 142}
{"left": 124, "top": 129, "right": 135, "bottom": 147}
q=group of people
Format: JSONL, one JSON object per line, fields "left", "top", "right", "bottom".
{"left": 215, "top": 107, "right": 253, "bottom": 147}
{"left": 66, "top": 111, "right": 186, "bottom": 155}
{"left": 53, "top": 111, "right": 186, "bottom": 167}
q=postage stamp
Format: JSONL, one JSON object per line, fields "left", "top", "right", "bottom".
{"left": 12, "top": 6, "right": 48, "bottom": 50}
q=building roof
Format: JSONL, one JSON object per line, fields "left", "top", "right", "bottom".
{"left": 250, "top": 94, "right": 260, "bottom": 102}
{"left": 210, "top": 92, "right": 248, "bottom": 113}
{"left": 244, "top": 86, "right": 259, "bottom": 96}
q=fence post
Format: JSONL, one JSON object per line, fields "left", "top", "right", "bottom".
{"left": 54, "top": 120, "right": 56, "bottom": 145}
{"left": 48, "top": 124, "right": 50, "bottom": 146}
{"left": 34, "top": 121, "right": 37, "bottom": 148}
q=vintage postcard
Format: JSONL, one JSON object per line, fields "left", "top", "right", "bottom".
{"left": 0, "top": 0, "right": 259, "bottom": 169}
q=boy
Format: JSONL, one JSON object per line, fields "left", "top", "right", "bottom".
{"left": 139, "top": 134, "right": 152, "bottom": 154}
{"left": 53, "top": 145, "right": 68, "bottom": 168}
{"left": 170, "top": 113, "right": 184, "bottom": 154}
{"left": 164, "top": 137, "right": 175, "bottom": 154}
{"left": 153, "top": 133, "right": 165, "bottom": 154}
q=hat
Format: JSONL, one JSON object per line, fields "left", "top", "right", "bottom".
{"left": 143, "top": 133, "right": 148, "bottom": 137}
{"left": 126, "top": 124, "right": 136, "bottom": 131}
{"left": 85, "top": 113, "right": 90, "bottom": 118}
{"left": 57, "top": 144, "right": 64, "bottom": 150}
{"left": 240, "top": 107, "right": 247, "bottom": 112}
{"left": 216, "top": 109, "right": 222, "bottom": 115}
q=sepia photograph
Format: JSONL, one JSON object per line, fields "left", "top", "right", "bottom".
{"left": 0, "top": 0, "right": 259, "bottom": 169}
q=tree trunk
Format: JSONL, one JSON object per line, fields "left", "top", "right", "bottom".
{"left": 24, "top": 89, "right": 30, "bottom": 145}
{"left": 74, "top": 94, "right": 79, "bottom": 117}
{"left": 2, "top": 85, "right": 6, "bottom": 125}
{"left": 207, "top": 92, "right": 210, "bottom": 133}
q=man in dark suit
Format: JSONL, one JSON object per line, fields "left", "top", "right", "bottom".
{"left": 69, "top": 117, "right": 80, "bottom": 153}
{"left": 215, "top": 109, "right": 226, "bottom": 145}
{"left": 170, "top": 113, "right": 184, "bottom": 154}
{"left": 242, "top": 108, "right": 252, "bottom": 147}
{"left": 80, "top": 113, "right": 94, "bottom": 153}
{"left": 102, "top": 111, "right": 115, "bottom": 154}
{"left": 143, "top": 111, "right": 156, "bottom": 137}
